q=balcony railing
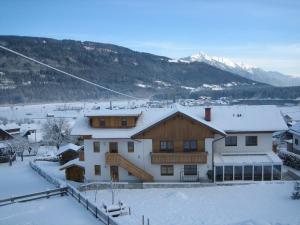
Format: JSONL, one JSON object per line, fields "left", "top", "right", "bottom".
{"left": 151, "top": 152, "right": 207, "bottom": 164}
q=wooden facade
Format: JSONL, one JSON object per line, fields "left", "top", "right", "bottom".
{"left": 133, "top": 112, "right": 216, "bottom": 153}
{"left": 151, "top": 152, "right": 207, "bottom": 164}
{"left": 0, "top": 129, "right": 13, "bottom": 141}
{"left": 65, "top": 166, "right": 85, "bottom": 182}
{"left": 89, "top": 116, "right": 138, "bottom": 128}
{"left": 59, "top": 151, "right": 79, "bottom": 165}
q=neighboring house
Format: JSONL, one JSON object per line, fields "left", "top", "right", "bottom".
{"left": 56, "top": 143, "right": 83, "bottom": 165}
{"left": 0, "top": 128, "right": 14, "bottom": 163}
{"left": 60, "top": 149, "right": 85, "bottom": 182}
{"left": 70, "top": 105, "right": 287, "bottom": 183}
{"left": 0, "top": 123, "right": 21, "bottom": 137}
{"left": 288, "top": 122, "right": 300, "bottom": 155}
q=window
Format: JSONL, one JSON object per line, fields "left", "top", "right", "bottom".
{"left": 224, "top": 166, "right": 233, "bottom": 181}
{"left": 225, "top": 136, "right": 237, "bottom": 146}
{"left": 263, "top": 165, "right": 272, "bottom": 181}
{"left": 244, "top": 165, "right": 253, "bottom": 180}
{"left": 183, "top": 140, "right": 197, "bottom": 152}
{"left": 160, "top": 141, "right": 174, "bottom": 152}
{"left": 234, "top": 166, "right": 243, "bottom": 180}
{"left": 121, "top": 118, "right": 128, "bottom": 127}
{"left": 99, "top": 118, "right": 105, "bottom": 127}
{"left": 273, "top": 165, "right": 281, "bottom": 180}
{"left": 128, "top": 141, "right": 134, "bottom": 153}
{"left": 109, "top": 142, "right": 118, "bottom": 153}
{"left": 161, "top": 165, "right": 174, "bottom": 176}
{"left": 296, "top": 139, "right": 299, "bottom": 145}
{"left": 215, "top": 166, "right": 223, "bottom": 182}
{"left": 94, "top": 165, "right": 101, "bottom": 175}
{"left": 184, "top": 165, "right": 197, "bottom": 175}
{"left": 246, "top": 136, "right": 257, "bottom": 146}
{"left": 93, "top": 142, "right": 100, "bottom": 152}
{"left": 254, "top": 165, "right": 262, "bottom": 181}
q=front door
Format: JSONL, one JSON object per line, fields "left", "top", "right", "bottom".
{"left": 110, "top": 166, "right": 119, "bottom": 181}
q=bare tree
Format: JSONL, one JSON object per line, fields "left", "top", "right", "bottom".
{"left": 42, "top": 118, "right": 71, "bottom": 149}
{"left": 6, "top": 136, "right": 30, "bottom": 162}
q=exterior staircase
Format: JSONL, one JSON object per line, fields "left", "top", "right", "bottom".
{"left": 105, "top": 153, "right": 154, "bottom": 182}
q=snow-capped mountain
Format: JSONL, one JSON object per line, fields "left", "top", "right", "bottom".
{"left": 178, "top": 52, "right": 300, "bottom": 87}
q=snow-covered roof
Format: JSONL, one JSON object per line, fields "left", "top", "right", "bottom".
{"left": 289, "top": 122, "right": 300, "bottom": 135}
{"left": 0, "top": 142, "right": 8, "bottom": 149}
{"left": 85, "top": 109, "right": 142, "bottom": 117}
{"left": 214, "top": 152, "right": 282, "bottom": 166}
{"left": 71, "top": 105, "right": 288, "bottom": 139}
{"left": 0, "top": 123, "right": 21, "bottom": 131}
{"left": 56, "top": 143, "right": 83, "bottom": 156}
{"left": 59, "top": 158, "right": 85, "bottom": 170}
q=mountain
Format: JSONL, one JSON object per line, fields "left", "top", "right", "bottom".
{"left": 0, "top": 35, "right": 269, "bottom": 104}
{"left": 179, "top": 52, "right": 300, "bottom": 87}
{"left": 0, "top": 35, "right": 299, "bottom": 104}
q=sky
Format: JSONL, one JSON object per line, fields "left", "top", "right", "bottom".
{"left": 0, "top": 0, "right": 300, "bottom": 76}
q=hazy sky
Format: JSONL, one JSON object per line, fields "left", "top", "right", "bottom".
{"left": 1, "top": 0, "right": 300, "bottom": 76}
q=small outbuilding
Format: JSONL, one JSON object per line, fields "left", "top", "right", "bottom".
{"left": 56, "top": 143, "right": 83, "bottom": 165}
{"left": 60, "top": 158, "right": 85, "bottom": 182}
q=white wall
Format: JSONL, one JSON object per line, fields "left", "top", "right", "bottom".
{"left": 293, "top": 133, "right": 300, "bottom": 151}
{"left": 84, "top": 138, "right": 213, "bottom": 182}
{"left": 214, "top": 133, "right": 273, "bottom": 154}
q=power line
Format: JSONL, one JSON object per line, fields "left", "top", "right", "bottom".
{"left": 0, "top": 45, "right": 142, "bottom": 100}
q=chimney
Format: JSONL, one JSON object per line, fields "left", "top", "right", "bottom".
{"left": 205, "top": 107, "right": 211, "bottom": 121}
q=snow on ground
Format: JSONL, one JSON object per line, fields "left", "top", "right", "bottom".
{"left": 0, "top": 196, "right": 102, "bottom": 225}
{"left": 0, "top": 158, "right": 54, "bottom": 198}
{"left": 84, "top": 182, "right": 300, "bottom": 225}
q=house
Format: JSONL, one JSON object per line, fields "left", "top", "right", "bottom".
{"left": 69, "top": 105, "right": 287, "bottom": 183}
{"left": 59, "top": 148, "right": 85, "bottom": 182}
{"left": 0, "top": 128, "right": 14, "bottom": 163}
{"left": 56, "top": 143, "right": 83, "bottom": 165}
{"left": 0, "top": 123, "right": 21, "bottom": 137}
{"left": 288, "top": 122, "right": 300, "bottom": 155}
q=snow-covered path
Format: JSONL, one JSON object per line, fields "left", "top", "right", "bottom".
{"left": 0, "top": 158, "right": 54, "bottom": 198}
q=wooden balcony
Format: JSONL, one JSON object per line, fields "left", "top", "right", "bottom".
{"left": 151, "top": 152, "right": 207, "bottom": 164}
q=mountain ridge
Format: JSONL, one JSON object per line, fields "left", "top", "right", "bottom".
{"left": 178, "top": 52, "right": 300, "bottom": 87}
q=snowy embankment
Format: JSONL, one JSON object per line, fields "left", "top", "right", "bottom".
{"left": 84, "top": 182, "right": 300, "bottom": 225}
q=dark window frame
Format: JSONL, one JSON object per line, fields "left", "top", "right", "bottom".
{"left": 99, "top": 118, "right": 106, "bottom": 127}
{"left": 245, "top": 136, "right": 258, "bottom": 146}
{"left": 121, "top": 118, "right": 128, "bottom": 127}
{"left": 161, "top": 165, "right": 174, "bottom": 176}
{"left": 160, "top": 140, "right": 174, "bottom": 152}
{"left": 128, "top": 141, "right": 134, "bottom": 153}
{"left": 94, "top": 165, "right": 101, "bottom": 175}
{"left": 225, "top": 136, "right": 237, "bottom": 146}
{"left": 109, "top": 142, "right": 118, "bottom": 153}
{"left": 295, "top": 139, "right": 299, "bottom": 145}
{"left": 93, "top": 142, "right": 100, "bottom": 152}
{"left": 183, "top": 140, "right": 197, "bottom": 152}
{"left": 184, "top": 165, "right": 197, "bottom": 175}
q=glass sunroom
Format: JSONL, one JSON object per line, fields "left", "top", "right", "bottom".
{"left": 214, "top": 152, "right": 282, "bottom": 182}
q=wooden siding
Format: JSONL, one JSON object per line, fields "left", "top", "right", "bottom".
{"left": 90, "top": 116, "right": 137, "bottom": 128}
{"left": 59, "top": 151, "right": 78, "bottom": 165}
{"left": 65, "top": 166, "right": 85, "bottom": 182}
{"left": 0, "top": 129, "right": 12, "bottom": 141}
{"left": 151, "top": 152, "right": 207, "bottom": 164}
{"left": 79, "top": 149, "right": 84, "bottom": 161}
{"left": 133, "top": 112, "right": 215, "bottom": 153}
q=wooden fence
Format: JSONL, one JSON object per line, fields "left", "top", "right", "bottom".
{"left": 0, "top": 187, "right": 67, "bottom": 207}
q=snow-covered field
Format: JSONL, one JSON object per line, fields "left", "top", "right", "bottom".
{"left": 0, "top": 158, "right": 53, "bottom": 198}
{"left": 84, "top": 183, "right": 300, "bottom": 225}
{"left": 0, "top": 196, "right": 102, "bottom": 225}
